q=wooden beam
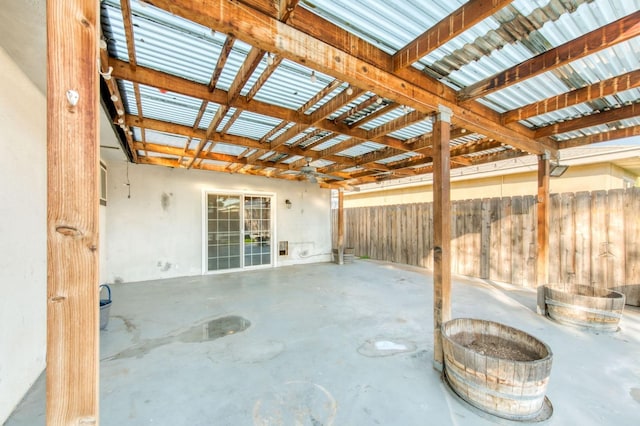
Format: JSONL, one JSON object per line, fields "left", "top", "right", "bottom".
{"left": 278, "top": 0, "right": 300, "bottom": 22}
{"left": 536, "top": 154, "right": 550, "bottom": 315}
{"left": 349, "top": 102, "right": 394, "bottom": 128}
{"left": 270, "top": 123, "right": 306, "bottom": 148}
{"left": 433, "top": 106, "right": 452, "bottom": 371}
{"left": 228, "top": 47, "right": 264, "bottom": 103}
{"left": 337, "top": 188, "right": 345, "bottom": 264}
{"left": 246, "top": 55, "right": 283, "bottom": 101}
{"left": 298, "top": 79, "right": 344, "bottom": 114}
{"left": 301, "top": 131, "right": 335, "bottom": 150}
{"left": 120, "top": 0, "right": 138, "bottom": 68}
{"left": 209, "top": 35, "right": 235, "bottom": 90}
{"left": 460, "top": 11, "right": 640, "bottom": 101}
{"left": 308, "top": 86, "right": 364, "bottom": 125}
{"left": 47, "top": 0, "right": 99, "bottom": 424}
{"left": 332, "top": 95, "right": 382, "bottom": 124}
{"left": 502, "top": 69, "right": 640, "bottom": 124}
{"left": 534, "top": 103, "right": 640, "bottom": 138}
{"left": 148, "top": 0, "right": 554, "bottom": 155}
{"left": 392, "top": 0, "right": 512, "bottom": 70}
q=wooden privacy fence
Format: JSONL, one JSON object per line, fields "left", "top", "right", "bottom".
{"left": 332, "top": 188, "right": 640, "bottom": 288}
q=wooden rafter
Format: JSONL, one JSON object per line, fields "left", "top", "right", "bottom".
{"left": 220, "top": 108, "right": 242, "bottom": 135}
{"left": 559, "top": 124, "right": 640, "bottom": 149}
{"left": 392, "top": 0, "right": 512, "bottom": 70}
{"left": 301, "top": 131, "right": 335, "bottom": 150}
{"left": 120, "top": 0, "right": 138, "bottom": 68}
{"left": 534, "top": 103, "right": 640, "bottom": 138}
{"left": 210, "top": 35, "right": 236, "bottom": 91}
{"left": 332, "top": 95, "right": 383, "bottom": 124}
{"left": 281, "top": 5, "right": 555, "bottom": 155}
{"left": 246, "top": 55, "right": 283, "bottom": 102}
{"left": 228, "top": 47, "right": 265, "bottom": 103}
{"left": 278, "top": 0, "right": 300, "bottom": 22}
{"left": 502, "top": 68, "right": 640, "bottom": 124}
{"left": 298, "top": 79, "right": 344, "bottom": 114}
{"left": 348, "top": 102, "right": 394, "bottom": 128}
{"left": 460, "top": 11, "right": 640, "bottom": 101}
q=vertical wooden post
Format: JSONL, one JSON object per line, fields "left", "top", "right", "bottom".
{"left": 338, "top": 188, "right": 345, "bottom": 264}
{"left": 536, "top": 153, "right": 550, "bottom": 315}
{"left": 47, "top": 0, "right": 100, "bottom": 424}
{"left": 433, "top": 105, "right": 452, "bottom": 370}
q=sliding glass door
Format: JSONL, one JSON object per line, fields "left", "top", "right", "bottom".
{"left": 205, "top": 192, "right": 273, "bottom": 272}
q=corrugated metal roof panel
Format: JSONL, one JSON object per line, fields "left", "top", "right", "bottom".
{"left": 142, "top": 129, "right": 190, "bottom": 147}
{"left": 300, "top": 0, "right": 468, "bottom": 55}
{"left": 376, "top": 152, "right": 419, "bottom": 165}
{"left": 252, "top": 59, "right": 336, "bottom": 110}
{"left": 224, "top": 111, "right": 282, "bottom": 140}
{"left": 388, "top": 119, "right": 433, "bottom": 140}
{"left": 310, "top": 134, "right": 350, "bottom": 151}
{"left": 327, "top": 93, "right": 376, "bottom": 120}
{"left": 337, "top": 141, "right": 385, "bottom": 157}
{"left": 211, "top": 143, "right": 247, "bottom": 156}
{"left": 359, "top": 107, "right": 407, "bottom": 131}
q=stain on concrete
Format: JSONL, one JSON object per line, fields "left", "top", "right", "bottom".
{"left": 160, "top": 261, "right": 171, "bottom": 271}
{"left": 253, "top": 381, "right": 337, "bottom": 426}
{"left": 631, "top": 388, "right": 640, "bottom": 404}
{"left": 358, "top": 338, "right": 416, "bottom": 357}
{"left": 161, "top": 192, "right": 172, "bottom": 211}
{"left": 112, "top": 315, "right": 137, "bottom": 333}
{"left": 105, "top": 315, "right": 250, "bottom": 360}
{"left": 113, "top": 276, "right": 124, "bottom": 284}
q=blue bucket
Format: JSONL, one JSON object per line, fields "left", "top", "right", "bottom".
{"left": 99, "top": 284, "right": 112, "bottom": 330}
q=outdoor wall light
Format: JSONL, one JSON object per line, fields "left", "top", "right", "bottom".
{"left": 550, "top": 164, "right": 569, "bottom": 177}
{"left": 285, "top": 199, "right": 292, "bottom": 209}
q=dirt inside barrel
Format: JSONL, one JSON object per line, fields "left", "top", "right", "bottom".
{"left": 451, "top": 332, "right": 542, "bottom": 362}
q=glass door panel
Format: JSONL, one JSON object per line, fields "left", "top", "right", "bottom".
{"left": 244, "top": 196, "right": 271, "bottom": 267}
{"left": 207, "top": 194, "right": 241, "bottom": 271}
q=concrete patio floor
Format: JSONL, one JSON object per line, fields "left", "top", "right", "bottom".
{"left": 7, "top": 260, "right": 640, "bottom": 425}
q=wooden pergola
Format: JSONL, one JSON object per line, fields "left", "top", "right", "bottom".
{"left": 48, "top": 0, "right": 640, "bottom": 422}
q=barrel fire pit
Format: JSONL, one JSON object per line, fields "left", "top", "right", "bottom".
{"left": 543, "top": 284, "right": 625, "bottom": 332}
{"left": 442, "top": 318, "right": 553, "bottom": 421}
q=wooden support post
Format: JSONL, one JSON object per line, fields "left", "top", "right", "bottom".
{"left": 47, "top": 0, "right": 100, "bottom": 424}
{"left": 536, "top": 153, "right": 550, "bottom": 315}
{"left": 338, "top": 188, "right": 345, "bottom": 265}
{"left": 433, "top": 105, "right": 452, "bottom": 371}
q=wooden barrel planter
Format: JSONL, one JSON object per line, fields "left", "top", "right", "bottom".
{"left": 442, "top": 318, "right": 553, "bottom": 421}
{"left": 543, "top": 284, "right": 625, "bottom": 332}
{"left": 610, "top": 284, "right": 640, "bottom": 307}
{"left": 332, "top": 247, "right": 354, "bottom": 264}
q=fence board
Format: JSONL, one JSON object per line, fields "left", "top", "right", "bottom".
{"left": 334, "top": 189, "right": 639, "bottom": 291}
{"left": 625, "top": 188, "right": 640, "bottom": 285}
{"left": 574, "top": 192, "right": 591, "bottom": 285}
{"left": 480, "top": 199, "right": 491, "bottom": 279}
{"left": 591, "top": 191, "right": 607, "bottom": 287}
{"left": 607, "top": 189, "right": 625, "bottom": 287}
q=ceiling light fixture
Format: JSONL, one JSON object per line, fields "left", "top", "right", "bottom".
{"left": 375, "top": 97, "right": 383, "bottom": 105}
{"left": 110, "top": 94, "right": 118, "bottom": 102}
{"left": 266, "top": 53, "right": 274, "bottom": 66}
{"left": 346, "top": 86, "right": 353, "bottom": 96}
{"left": 310, "top": 71, "right": 317, "bottom": 83}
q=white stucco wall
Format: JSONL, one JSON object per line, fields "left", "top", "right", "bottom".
{"left": 104, "top": 160, "right": 332, "bottom": 283}
{"left": 0, "top": 47, "right": 47, "bottom": 423}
